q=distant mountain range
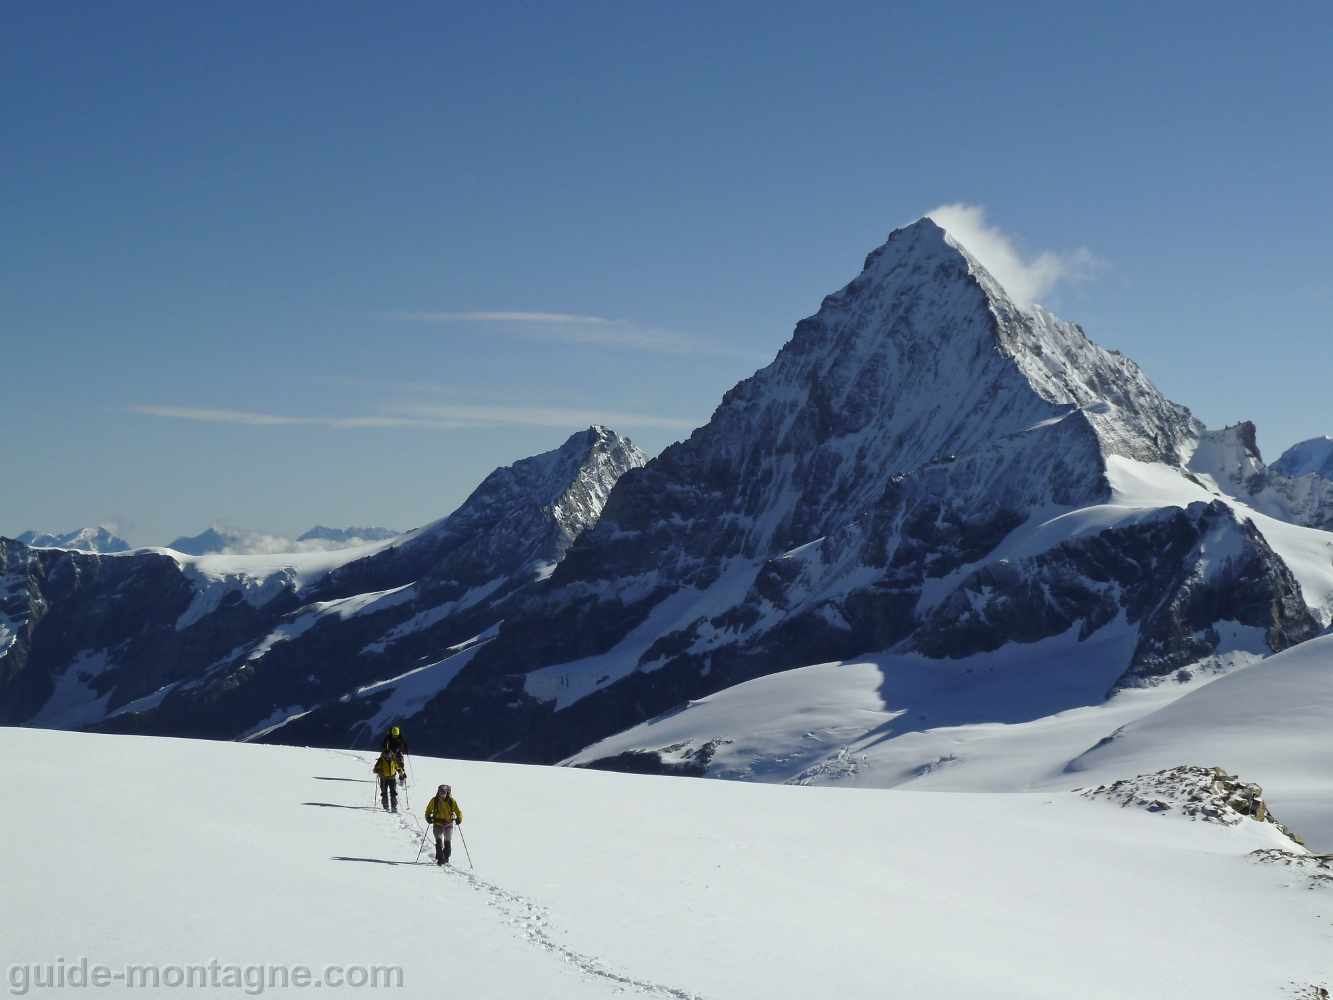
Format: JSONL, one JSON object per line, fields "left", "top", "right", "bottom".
{"left": 3, "top": 219, "right": 1331, "bottom": 782}
{"left": 165, "top": 524, "right": 400, "bottom": 556}
{"left": 14, "top": 526, "right": 129, "bottom": 553}
{"left": 13, "top": 523, "right": 400, "bottom": 556}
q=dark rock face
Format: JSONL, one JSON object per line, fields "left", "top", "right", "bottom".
{"left": 0, "top": 539, "right": 295, "bottom": 728}
{"left": 5, "top": 221, "right": 1330, "bottom": 772}
{"left": 910, "top": 500, "right": 1319, "bottom": 684}
{"left": 581, "top": 738, "right": 730, "bottom": 777}
{"left": 1, "top": 427, "right": 646, "bottom": 743}
{"left": 438, "top": 220, "right": 1215, "bottom": 762}
{"left": 1080, "top": 765, "right": 1306, "bottom": 846}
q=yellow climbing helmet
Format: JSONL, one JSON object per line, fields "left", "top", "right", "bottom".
{"left": 390, "top": 726, "right": 400, "bottom": 737}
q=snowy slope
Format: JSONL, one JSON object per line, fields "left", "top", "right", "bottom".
{"left": 1275, "top": 436, "right": 1333, "bottom": 480}
{"left": 1068, "top": 629, "right": 1333, "bottom": 851}
{"left": 564, "top": 458, "right": 1333, "bottom": 854}
{"left": 566, "top": 621, "right": 1333, "bottom": 853}
{"left": 3, "top": 727, "right": 1329, "bottom": 1000}
{"left": 162, "top": 539, "right": 402, "bottom": 629}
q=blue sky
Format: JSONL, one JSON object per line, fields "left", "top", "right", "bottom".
{"left": 3, "top": 2, "right": 1331, "bottom": 545}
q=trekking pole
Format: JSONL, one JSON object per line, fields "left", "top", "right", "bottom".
{"left": 457, "top": 826, "right": 473, "bottom": 869}
{"left": 414, "top": 829, "right": 430, "bottom": 865}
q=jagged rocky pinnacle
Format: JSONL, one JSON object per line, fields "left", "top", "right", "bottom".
{"left": 3, "top": 220, "right": 1330, "bottom": 768}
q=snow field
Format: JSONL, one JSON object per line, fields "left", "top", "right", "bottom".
{"left": 3, "top": 728, "right": 1330, "bottom": 999}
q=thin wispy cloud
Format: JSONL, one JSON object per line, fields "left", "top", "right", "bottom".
{"left": 394, "top": 311, "right": 613, "bottom": 324}
{"left": 386, "top": 402, "right": 698, "bottom": 430}
{"left": 126, "top": 406, "right": 470, "bottom": 429}
{"left": 128, "top": 403, "right": 698, "bottom": 432}
{"left": 924, "top": 203, "right": 1105, "bottom": 305}
{"left": 387, "top": 310, "right": 762, "bottom": 358}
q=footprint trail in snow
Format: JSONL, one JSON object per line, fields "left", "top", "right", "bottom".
{"left": 331, "top": 749, "right": 707, "bottom": 999}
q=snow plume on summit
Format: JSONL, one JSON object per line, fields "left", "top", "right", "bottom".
{"left": 925, "top": 203, "right": 1104, "bottom": 305}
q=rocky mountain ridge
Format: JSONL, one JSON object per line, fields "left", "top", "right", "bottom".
{"left": 0, "top": 427, "right": 644, "bottom": 737}
{"left": 3, "top": 220, "right": 1332, "bottom": 769}
{"left": 1187, "top": 423, "right": 1333, "bottom": 531}
{"left": 423, "top": 220, "right": 1324, "bottom": 762}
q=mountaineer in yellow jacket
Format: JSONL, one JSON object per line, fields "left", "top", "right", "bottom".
{"left": 372, "top": 751, "right": 403, "bottom": 813}
{"left": 424, "top": 784, "right": 463, "bottom": 865}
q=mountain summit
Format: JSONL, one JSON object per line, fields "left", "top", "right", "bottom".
{"left": 4, "top": 221, "right": 1331, "bottom": 776}
{"left": 420, "top": 219, "right": 1321, "bottom": 761}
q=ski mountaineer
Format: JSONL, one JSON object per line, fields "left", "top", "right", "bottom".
{"left": 381, "top": 726, "right": 410, "bottom": 779}
{"left": 372, "top": 751, "right": 403, "bottom": 813}
{"left": 424, "top": 784, "right": 463, "bottom": 865}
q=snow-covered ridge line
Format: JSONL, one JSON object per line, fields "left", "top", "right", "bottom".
{"left": 1187, "top": 422, "right": 1333, "bottom": 532}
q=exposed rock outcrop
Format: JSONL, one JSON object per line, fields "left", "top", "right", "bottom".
{"left": 1079, "top": 765, "right": 1305, "bottom": 845}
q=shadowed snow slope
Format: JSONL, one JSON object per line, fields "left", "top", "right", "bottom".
{"left": 5, "top": 221, "right": 1333, "bottom": 782}
{"left": 2, "top": 728, "right": 1328, "bottom": 1000}
{"left": 567, "top": 623, "right": 1333, "bottom": 853}
{"left": 1067, "top": 629, "right": 1333, "bottom": 852}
